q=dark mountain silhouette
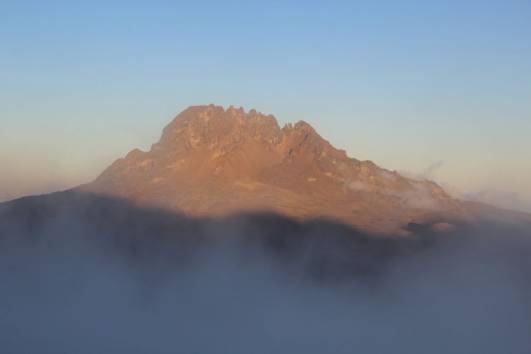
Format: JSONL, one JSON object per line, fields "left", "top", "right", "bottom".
{"left": 0, "top": 190, "right": 450, "bottom": 283}
{"left": 7, "top": 189, "right": 527, "bottom": 284}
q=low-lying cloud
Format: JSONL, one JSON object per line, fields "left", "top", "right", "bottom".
{"left": 0, "top": 192, "right": 530, "bottom": 354}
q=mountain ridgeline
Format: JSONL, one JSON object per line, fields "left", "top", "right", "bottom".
{"left": 85, "top": 104, "right": 468, "bottom": 234}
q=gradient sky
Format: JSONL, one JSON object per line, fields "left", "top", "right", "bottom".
{"left": 1, "top": 0, "right": 530, "bottom": 211}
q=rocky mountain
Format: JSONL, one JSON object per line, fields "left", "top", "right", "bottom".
{"left": 83, "top": 104, "right": 470, "bottom": 234}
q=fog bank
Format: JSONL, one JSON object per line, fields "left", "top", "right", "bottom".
{"left": 0, "top": 192, "right": 530, "bottom": 354}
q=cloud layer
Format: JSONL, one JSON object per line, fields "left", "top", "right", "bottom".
{"left": 0, "top": 192, "right": 530, "bottom": 354}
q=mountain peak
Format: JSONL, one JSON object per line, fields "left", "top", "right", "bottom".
{"left": 85, "top": 105, "right": 465, "bottom": 234}
{"left": 293, "top": 120, "right": 314, "bottom": 130}
{"left": 157, "top": 104, "right": 281, "bottom": 150}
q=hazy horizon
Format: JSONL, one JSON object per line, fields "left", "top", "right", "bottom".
{"left": 2, "top": 1, "right": 531, "bottom": 213}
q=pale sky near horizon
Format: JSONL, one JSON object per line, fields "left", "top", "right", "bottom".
{"left": 1, "top": 0, "right": 530, "bottom": 212}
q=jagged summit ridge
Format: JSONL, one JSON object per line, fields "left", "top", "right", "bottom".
{"left": 158, "top": 105, "right": 280, "bottom": 149}
{"left": 155, "top": 104, "right": 327, "bottom": 155}
{"left": 85, "top": 104, "right": 463, "bottom": 234}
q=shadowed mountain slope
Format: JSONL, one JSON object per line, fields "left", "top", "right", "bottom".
{"left": 0, "top": 190, "right": 442, "bottom": 282}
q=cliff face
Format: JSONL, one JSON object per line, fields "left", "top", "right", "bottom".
{"left": 85, "top": 104, "right": 465, "bottom": 234}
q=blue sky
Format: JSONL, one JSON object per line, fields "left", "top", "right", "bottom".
{"left": 1, "top": 0, "right": 530, "bottom": 211}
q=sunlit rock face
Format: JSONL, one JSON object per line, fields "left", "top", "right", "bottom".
{"left": 84, "top": 104, "right": 467, "bottom": 234}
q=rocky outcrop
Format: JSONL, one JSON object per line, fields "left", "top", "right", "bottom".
{"left": 84, "top": 104, "right": 467, "bottom": 234}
